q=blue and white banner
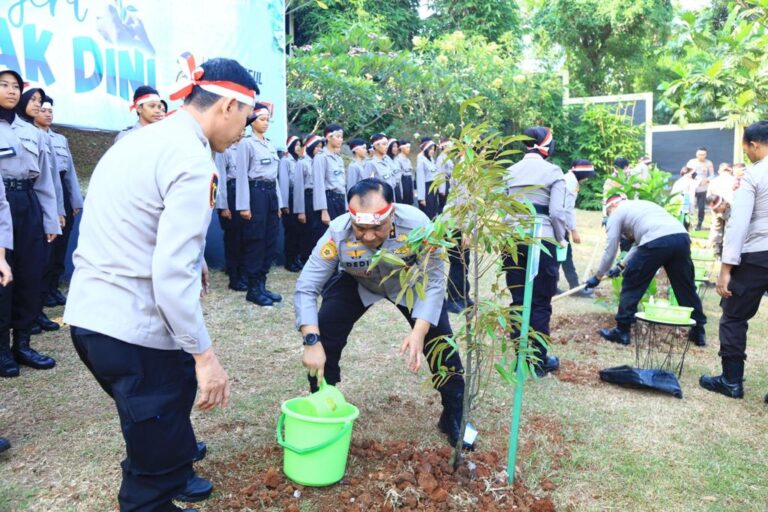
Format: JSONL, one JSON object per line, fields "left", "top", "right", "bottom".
{"left": 0, "top": 0, "right": 287, "bottom": 145}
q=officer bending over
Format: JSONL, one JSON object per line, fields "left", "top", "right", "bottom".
{"left": 295, "top": 178, "right": 467, "bottom": 447}
{"left": 587, "top": 196, "right": 707, "bottom": 346}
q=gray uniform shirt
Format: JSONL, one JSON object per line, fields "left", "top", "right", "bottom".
{"left": 346, "top": 159, "right": 372, "bottom": 192}
{"left": 722, "top": 156, "right": 768, "bottom": 265}
{"left": 365, "top": 156, "right": 394, "bottom": 191}
{"left": 396, "top": 153, "right": 413, "bottom": 179}
{"left": 114, "top": 121, "right": 143, "bottom": 143}
{"left": 416, "top": 154, "right": 439, "bottom": 200}
{"left": 292, "top": 156, "right": 314, "bottom": 215}
{"left": 312, "top": 148, "right": 346, "bottom": 210}
{"left": 386, "top": 155, "right": 401, "bottom": 191}
{"left": 294, "top": 204, "right": 446, "bottom": 329}
{"left": 0, "top": 174, "right": 11, "bottom": 250}
{"left": 505, "top": 153, "right": 567, "bottom": 242}
{"left": 563, "top": 171, "right": 579, "bottom": 232}
{"left": 213, "top": 146, "right": 237, "bottom": 210}
{"left": 597, "top": 199, "right": 687, "bottom": 276}
{"left": 64, "top": 110, "right": 216, "bottom": 354}
{"left": 437, "top": 153, "right": 454, "bottom": 194}
{"left": 49, "top": 130, "right": 84, "bottom": 210}
{"left": 235, "top": 135, "right": 284, "bottom": 212}
{"left": 43, "top": 132, "right": 66, "bottom": 216}
{"left": 278, "top": 154, "right": 297, "bottom": 212}
{"left": 0, "top": 117, "right": 60, "bottom": 235}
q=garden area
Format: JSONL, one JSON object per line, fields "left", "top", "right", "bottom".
{"left": 3, "top": 0, "right": 768, "bottom": 511}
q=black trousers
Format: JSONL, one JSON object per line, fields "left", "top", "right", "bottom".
{"left": 438, "top": 181, "right": 450, "bottom": 214}
{"left": 558, "top": 232, "right": 580, "bottom": 289}
{"left": 718, "top": 254, "right": 768, "bottom": 362}
{"left": 325, "top": 190, "right": 346, "bottom": 220}
{"left": 395, "top": 183, "right": 403, "bottom": 203}
{"left": 45, "top": 171, "right": 74, "bottom": 290}
{"left": 220, "top": 180, "right": 243, "bottom": 278}
{"left": 695, "top": 190, "right": 707, "bottom": 228}
{"left": 0, "top": 189, "right": 46, "bottom": 336}
{"left": 306, "top": 189, "right": 325, "bottom": 260}
{"left": 447, "top": 233, "right": 470, "bottom": 303}
{"left": 311, "top": 272, "right": 465, "bottom": 396}
{"left": 401, "top": 176, "right": 414, "bottom": 205}
{"left": 424, "top": 181, "right": 440, "bottom": 220}
{"left": 241, "top": 181, "right": 279, "bottom": 285}
{"left": 71, "top": 327, "right": 197, "bottom": 512}
{"left": 504, "top": 240, "right": 558, "bottom": 361}
{"left": 616, "top": 233, "right": 706, "bottom": 330}
{"left": 282, "top": 187, "right": 301, "bottom": 267}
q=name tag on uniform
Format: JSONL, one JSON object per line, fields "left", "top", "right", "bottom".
{"left": 260, "top": 158, "right": 272, "bottom": 165}
{"left": 0, "top": 147, "right": 16, "bottom": 160}
{"left": 334, "top": 169, "right": 344, "bottom": 175}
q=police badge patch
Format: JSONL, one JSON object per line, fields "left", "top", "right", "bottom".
{"left": 209, "top": 172, "right": 219, "bottom": 208}
{"left": 320, "top": 240, "right": 338, "bottom": 260}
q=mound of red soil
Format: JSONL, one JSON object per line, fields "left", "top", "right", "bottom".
{"left": 208, "top": 440, "right": 556, "bottom": 511}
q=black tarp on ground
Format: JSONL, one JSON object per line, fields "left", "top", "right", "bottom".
{"left": 599, "top": 365, "right": 683, "bottom": 399}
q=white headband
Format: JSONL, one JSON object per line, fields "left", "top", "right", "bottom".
{"left": 131, "top": 93, "right": 161, "bottom": 111}
{"left": 349, "top": 203, "right": 394, "bottom": 225}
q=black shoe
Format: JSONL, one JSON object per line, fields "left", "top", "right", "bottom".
{"left": 193, "top": 442, "right": 207, "bottom": 462}
{"left": 699, "top": 374, "right": 744, "bottom": 398}
{"left": 0, "top": 346, "right": 19, "bottom": 378}
{"left": 44, "top": 293, "right": 58, "bottom": 308}
{"left": 37, "top": 313, "right": 60, "bottom": 332}
{"left": 175, "top": 476, "right": 213, "bottom": 502}
{"left": 599, "top": 327, "right": 631, "bottom": 346}
{"left": 30, "top": 323, "right": 42, "bottom": 335}
{"left": 12, "top": 337, "right": 56, "bottom": 370}
{"left": 246, "top": 288, "right": 273, "bottom": 307}
{"left": 688, "top": 328, "right": 706, "bottom": 347}
{"left": 50, "top": 288, "right": 67, "bottom": 306}
{"left": 228, "top": 279, "right": 248, "bottom": 292}
{"left": 260, "top": 282, "right": 282, "bottom": 303}
{"left": 0, "top": 437, "right": 10, "bottom": 453}
{"left": 437, "top": 392, "right": 474, "bottom": 450}
{"left": 445, "top": 299, "right": 463, "bottom": 314}
{"left": 534, "top": 355, "right": 560, "bottom": 378}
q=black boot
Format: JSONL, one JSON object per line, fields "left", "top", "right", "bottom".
{"left": 246, "top": 282, "right": 273, "bottom": 307}
{"left": 37, "top": 313, "right": 60, "bottom": 332}
{"left": 0, "top": 437, "right": 10, "bottom": 453}
{"left": 228, "top": 272, "right": 248, "bottom": 292}
{"left": 599, "top": 326, "right": 631, "bottom": 346}
{"left": 50, "top": 287, "right": 67, "bottom": 306}
{"left": 12, "top": 333, "right": 56, "bottom": 370}
{"left": 700, "top": 359, "right": 744, "bottom": 399}
{"left": 0, "top": 333, "right": 19, "bottom": 378}
{"left": 445, "top": 299, "right": 463, "bottom": 314}
{"left": 534, "top": 355, "right": 560, "bottom": 378}
{"left": 44, "top": 292, "right": 58, "bottom": 308}
{"left": 437, "top": 391, "right": 473, "bottom": 450}
{"left": 688, "top": 326, "right": 706, "bottom": 347}
{"left": 30, "top": 322, "right": 42, "bottom": 335}
{"left": 193, "top": 441, "right": 207, "bottom": 462}
{"left": 175, "top": 475, "right": 213, "bottom": 502}
{"left": 260, "top": 280, "right": 282, "bottom": 302}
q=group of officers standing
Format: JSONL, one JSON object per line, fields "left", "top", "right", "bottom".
{"left": 2, "top": 52, "right": 768, "bottom": 511}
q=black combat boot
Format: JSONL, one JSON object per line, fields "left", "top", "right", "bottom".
{"left": 688, "top": 326, "right": 706, "bottom": 347}
{"left": 12, "top": 332, "right": 56, "bottom": 370}
{"left": 438, "top": 391, "right": 473, "bottom": 450}
{"left": 175, "top": 475, "right": 213, "bottom": 502}
{"left": 50, "top": 287, "right": 67, "bottom": 306}
{"left": 246, "top": 280, "right": 273, "bottom": 306}
{"left": 37, "top": 313, "right": 60, "bottom": 332}
{"left": 228, "top": 271, "right": 248, "bottom": 292}
{"left": 534, "top": 355, "right": 560, "bottom": 378}
{"left": 260, "top": 279, "right": 282, "bottom": 302}
{"left": 700, "top": 359, "right": 744, "bottom": 399}
{"left": 599, "top": 325, "right": 631, "bottom": 346}
{"left": 44, "top": 292, "right": 59, "bottom": 308}
{"left": 0, "top": 332, "right": 19, "bottom": 378}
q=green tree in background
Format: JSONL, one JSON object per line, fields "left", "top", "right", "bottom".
{"left": 424, "top": 0, "right": 522, "bottom": 46}
{"left": 529, "top": 0, "right": 674, "bottom": 96}
{"left": 658, "top": 1, "right": 768, "bottom": 126}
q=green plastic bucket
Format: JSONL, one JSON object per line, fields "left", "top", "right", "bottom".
{"left": 556, "top": 243, "right": 568, "bottom": 263}
{"left": 277, "top": 396, "right": 360, "bottom": 487}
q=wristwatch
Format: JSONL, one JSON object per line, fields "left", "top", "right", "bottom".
{"left": 303, "top": 333, "right": 321, "bottom": 346}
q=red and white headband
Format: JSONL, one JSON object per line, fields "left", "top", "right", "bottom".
{"left": 286, "top": 135, "right": 300, "bottom": 147}
{"left": 605, "top": 194, "right": 627, "bottom": 209}
{"left": 305, "top": 135, "right": 323, "bottom": 148}
{"left": 170, "top": 52, "right": 256, "bottom": 106}
{"left": 708, "top": 196, "right": 724, "bottom": 209}
{"left": 130, "top": 93, "right": 161, "bottom": 111}
{"left": 349, "top": 203, "right": 394, "bottom": 226}
{"left": 373, "top": 137, "right": 389, "bottom": 147}
{"left": 532, "top": 128, "right": 553, "bottom": 157}
{"left": 254, "top": 102, "right": 274, "bottom": 118}
{"left": 421, "top": 140, "right": 436, "bottom": 153}
{"left": 571, "top": 164, "right": 595, "bottom": 172}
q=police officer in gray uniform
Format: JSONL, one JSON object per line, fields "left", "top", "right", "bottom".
{"left": 214, "top": 136, "right": 245, "bottom": 291}
{"left": 416, "top": 138, "right": 441, "bottom": 219}
{"left": 504, "top": 127, "right": 565, "bottom": 377}
{"left": 65, "top": 56, "right": 254, "bottom": 512}
{"left": 302, "top": 134, "right": 325, "bottom": 252}
{"left": 279, "top": 135, "right": 303, "bottom": 272}
{"left": 345, "top": 138, "right": 370, "bottom": 192}
{"left": 396, "top": 140, "right": 415, "bottom": 205}
{"left": 35, "top": 96, "right": 84, "bottom": 310}
{"left": 365, "top": 133, "right": 394, "bottom": 191}
{"left": 0, "top": 68, "right": 60, "bottom": 377}
{"left": 0, "top": 147, "right": 13, "bottom": 447}
{"left": 385, "top": 139, "right": 402, "bottom": 202}
{"left": 586, "top": 196, "right": 707, "bottom": 346}
{"left": 235, "top": 103, "right": 284, "bottom": 306}
{"left": 701, "top": 121, "right": 768, "bottom": 402}
{"left": 296, "top": 178, "right": 468, "bottom": 447}
{"left": 114, "top": 85, "right": 165, "bottom": 143}
{"left": 313, "top": 124, "right": 347, "bottom": 224}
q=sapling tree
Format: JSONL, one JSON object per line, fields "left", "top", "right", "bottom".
{"left": 371, "top": 98, "right": 546, "bottom": 468}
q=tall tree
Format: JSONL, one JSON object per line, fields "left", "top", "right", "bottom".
{"left": 530, "top": 0, "right": 674, "bottom": 96}
{"left": 425, "top": 0, "right": 522, "bottom": 44}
